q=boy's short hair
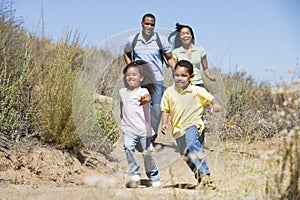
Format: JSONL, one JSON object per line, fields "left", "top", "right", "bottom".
{"left": 175, "top": 60, "right": 194, "bottom": 75}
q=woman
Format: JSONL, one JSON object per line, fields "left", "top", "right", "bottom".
{"left": 169, "top": 23, "right": 216, "bottom": 88}
{"left": 169, "top": 23, "right": 217, "bottom": 144}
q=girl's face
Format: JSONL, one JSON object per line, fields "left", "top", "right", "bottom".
{"left": 173, "top": 65, "right": 194, "bottom": 89}
{"left": 125, "top": 66, "right": 144, "bottom": 90}
{"left": 179, "top": 27, "right": 193, "bottom": 46}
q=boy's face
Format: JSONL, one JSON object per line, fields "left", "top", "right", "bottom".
{"left": 173, "top": 65, "right": 194, "bottom": 89}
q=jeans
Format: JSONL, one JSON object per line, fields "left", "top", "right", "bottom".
{"left": 123, "top": 131, "right": 160, "bottom": 182}
{"left": 195, "top": 83, "right": 206, "bottom": 145}
{"left": 175, "top": 125, "right": 210, "bottom": 178}
{"left": 150, "top": 82, "right": 164, "bottom": 141}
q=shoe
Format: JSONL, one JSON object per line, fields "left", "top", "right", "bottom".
{"left": 147, "top": 143, "right": 154, "bottom": 152}
{"left": 152, "top": 181, "right": 161, "bottom": 187}
{"left": 197, "top": 175, "right": 216, "bottom": 190}
{"left": 131, "top": 175, "right": 140, "bottom": 182}
{"left": 125, "top": 175, "right": 140, "bottom": 188}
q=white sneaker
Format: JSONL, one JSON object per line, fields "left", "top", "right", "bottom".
{"left": 152, "top": 181, "right": 161, "bottom": 187}
{"left": 131, "top": 175, "right": 140, "bottom": 182}
{"left": 147, "top": 143, "right": 154, "bottom": 152}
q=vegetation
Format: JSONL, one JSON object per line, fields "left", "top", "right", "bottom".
{"left": 0, "top": 2, "right": 299, "bottom": 199}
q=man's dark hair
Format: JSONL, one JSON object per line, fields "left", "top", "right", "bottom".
{"left": 142, "top": 13, "right": 156, "bottom": 22}
{"left": 175, "top": 60, "right": 194, "bottom": 75}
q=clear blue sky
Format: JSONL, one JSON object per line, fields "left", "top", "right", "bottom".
{"left": 13, "top": 0, "right": 300, "bottom": 84}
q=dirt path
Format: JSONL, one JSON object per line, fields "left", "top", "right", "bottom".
{"left": 0, "top": 134, "right": 286, "bottom": 200}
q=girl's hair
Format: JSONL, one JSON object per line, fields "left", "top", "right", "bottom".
{"left": 168, "top": 23, "right": 195, "bottom": 49}
{"left": 175, "top": 60, "right": 194, "bottom": 75}
{"left": 123, "top": 60, "right": 157, "bottom": 95}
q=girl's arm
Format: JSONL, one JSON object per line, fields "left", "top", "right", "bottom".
{"left": 120, "top": 100, "right": 123, "bottom": 119}
{"left": 161, "top": 111, "right": 169, "bottom": 135}
{"left": 139, "top": 94, "right": 151, "bottom": 105}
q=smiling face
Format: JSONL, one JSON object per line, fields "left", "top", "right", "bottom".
{"left": 125, "top": 66, "right": 144, "bottom": 91}
{"left": 141, "top": 16, "right": 155, "bottom": 37}
{"left": 173, "top": 65, "right": 194, "bottom": 89}
{"left": 179, "top": 27, "right": 193, "bottom": 46}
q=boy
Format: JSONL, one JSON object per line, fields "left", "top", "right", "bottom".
{"left": 160, "top": 60, "right": 222, "bottom": 186}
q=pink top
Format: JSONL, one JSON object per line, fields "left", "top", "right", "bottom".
{"left": 119, "top": 87, "right": 155, "bottom": 137}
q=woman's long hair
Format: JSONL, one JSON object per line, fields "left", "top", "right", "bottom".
{"left": 122, "top": 60, "right": 157, "bottom": 95}
{"left": 168, "top": 22, "right": 195, "bottom": 49}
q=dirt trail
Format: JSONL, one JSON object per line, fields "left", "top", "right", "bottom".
{"left": 0, "top": 133, "right": 285, "bottom": 199}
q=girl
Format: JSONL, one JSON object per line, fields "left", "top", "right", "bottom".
{"left": 119, "top": 60, "right": 160, "bottom": 188}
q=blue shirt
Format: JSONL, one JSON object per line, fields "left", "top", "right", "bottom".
{"left": 124, "top": 32, "right": 171, "bottom": 82}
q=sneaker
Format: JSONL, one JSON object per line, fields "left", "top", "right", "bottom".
{"left": 197, "top": 175, "right": 216, "bottom": 190}
{"left": 131, "top": 175, "right": 140, "bottom": 182}
{"left": 152, "top": 181, "right": 161, "bottom": 187}
{"left": 125, "top": 175, "right": 140, "bottom": 188}
{"left": 147, "top": 143, "right": 154, "bottom": 152}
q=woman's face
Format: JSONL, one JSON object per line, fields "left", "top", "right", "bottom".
{"left": 179, "top": 27, "right": 193, "bottom": 46}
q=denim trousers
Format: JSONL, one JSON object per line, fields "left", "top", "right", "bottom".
{"left": 150, "top": 82, "right": 164, "bottom": 140}
{"left": 175, "top": 125, "right": 210, "bottom": 177}
{"left": 123, "top": 131, "right": 160, "bottom": 182}
{"left": 195, "top": 83, "right": 206, "bottom": 145}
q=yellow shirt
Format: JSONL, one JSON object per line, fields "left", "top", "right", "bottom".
{"left": 161, "top": 83, "right": 214, "bottom": 138}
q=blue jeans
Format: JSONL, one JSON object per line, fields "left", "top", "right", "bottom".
{"left": 175, "top": 126, "right": 210, "bottom": 177}
{"left": 150, "top": 82, "right": 164, "bottom": 140}
{"left": 123, "top": 131, "right": 160, "bottom": 182}
{"left": 195, "top": 83, "right": 206, "bottom": 145}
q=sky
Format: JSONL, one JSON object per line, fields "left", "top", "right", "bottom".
{"left": 12, "top": 0, "right": 300, "bottom": 84}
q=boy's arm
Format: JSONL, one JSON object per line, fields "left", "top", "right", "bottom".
{"left": 161, "top": 111, "right": 169, "bottom": 135}
{"left": 211, "top": 98, "right": 222, "bottom": 112}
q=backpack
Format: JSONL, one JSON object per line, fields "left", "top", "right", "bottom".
{"left": 131, "top": 32, "right": 170, "bottom": 68}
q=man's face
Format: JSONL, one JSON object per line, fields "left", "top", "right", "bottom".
{"left": 141, "top": 17, "right": 155, "bottom": 36}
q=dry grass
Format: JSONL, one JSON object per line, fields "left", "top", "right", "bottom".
{"left": 1, "top": 2, "right": 299, "bottom": 199}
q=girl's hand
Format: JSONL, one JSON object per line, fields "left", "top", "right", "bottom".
{"left": 161, "top": 124, "right": 168, "bottom": 135}
{"left": 139, "top": 94, "right": 151, "bottom": 105}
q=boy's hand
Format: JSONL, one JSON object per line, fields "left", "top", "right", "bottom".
{"left": 161, "top": 124, "right": 168, "bottom": 135}
{"left": 211, "top": 103, "right": 222, "bottom": 112}
{"left": 139, "top": 94, "right": 151, "bottom": 105}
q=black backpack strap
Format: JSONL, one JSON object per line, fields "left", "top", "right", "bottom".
{"left": 131, "top": 33, "right": 139, "bottom": 50}
{"left": 156, "top": 33, "right": 169, "bottom": 67}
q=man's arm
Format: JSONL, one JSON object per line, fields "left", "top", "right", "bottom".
{"left": 165, "top": 52, "right": 176, "bottom": 69}
{"left": 123, "top": 51, "right": 132, "bottom": 65}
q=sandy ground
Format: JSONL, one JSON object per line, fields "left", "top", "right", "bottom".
{"left": 0, "top": 132, "right": 288, "bottom": 200}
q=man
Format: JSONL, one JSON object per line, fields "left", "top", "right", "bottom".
{"left": 124, "top": 13, "right": 176, "bottom": 144}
